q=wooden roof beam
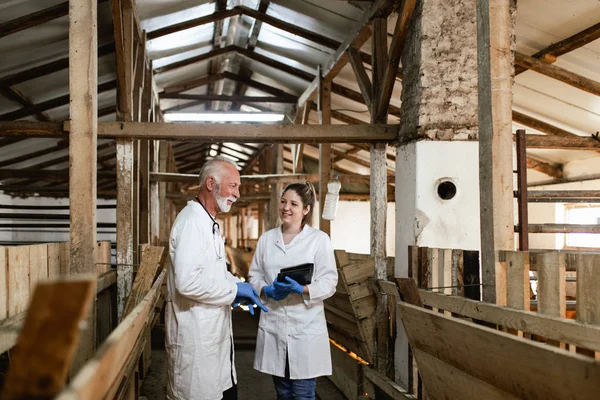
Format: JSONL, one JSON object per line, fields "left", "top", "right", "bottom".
{"left": 0, "top": 86, "right": 50, "bottom": 122}
{"left": 0, "top": 0, "right": 109, "bottom": 39}
{"left": 526, "top": 157, "right": 563, "bottom": 180}
{"left": 515, "top": 22, "right": 600, "bottom": 75}
{"left": 296, "top": 0, "right": 399, "bottom": 110}
{"left": 515, "top": 51, "right": 600, "bottom": 97}
{"left": 521, "top": 135, "right": 600, "bottom": 150}
{"left": 160, "top": 94, "right": 297, "bottom": 103}
{"left": 512, "top": 110, "right": 577, "bottom": 138}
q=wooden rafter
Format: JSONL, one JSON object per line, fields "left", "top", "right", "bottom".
{"left": 515, "top": 22, "right": 600, "bottom": 75}
{"left": 375, "top": 0, "right": 416, "bottom": 120}
{"left": 0, "top": 81, "right": 117, "bottom": 121}
{"left": 526, "top": 157, "right": 563, "bottom": 180}
{"left": 515, "top": 51, "right": 600, "bottom": 97}
{"left": 296, "top": 0, "right": 399, "bottom": 110}
{"left": 348, "top": 46, "right": 372, "bottom": 110}
{"left": 521, "top": 135, "right": 600, "bottom": 150}
{"left": 0, "top": 86, "right": 50, "bottom": 122}
{"left": 0, "top": 43, "right": 115, "bottom": 88}
{"left": 512, "top": 111, "right": 577, "bottom": 138}
{"left": 0, "top": 0, "right": 109, "bottom": 39}
{"left": 160, "top": 94, "right": 297, "bottom": 103}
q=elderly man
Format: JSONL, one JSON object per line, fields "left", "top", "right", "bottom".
{"left": 166, "top": 156, "right": 267, "bottom": 400}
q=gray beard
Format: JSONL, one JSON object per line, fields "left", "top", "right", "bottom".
{"left": 215, "top": 193, "right": 231, "bottom": 213}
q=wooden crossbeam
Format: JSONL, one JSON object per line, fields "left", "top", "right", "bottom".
{"left": 526, "top": 157, "right": 563, "bottom": 179}
{"left": 1, "top": 279, "right": 96, "bottom": 400}
{"left": 0, "top": 86, "right": 50, "bottom": 122}
{"left": 515, "top": 51, "right": 600, "bottom": 97}
{"left": 515, "top": 22, "right": 600, "bottom": 75}
{"left": 512, "top": 111, "right": 576, "bottom": 137}
{"left": 160, "top": 94, "right": 297, "bottom": 103}
{"left": 521, "top": 135, "right": 600, "bottom": 150}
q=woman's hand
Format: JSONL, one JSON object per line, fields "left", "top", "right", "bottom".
{"left": 279, "top": 276, "right": 306, "bottom": 295}
{"left": 264, "top": 282, "right": 290, "bottom": 301}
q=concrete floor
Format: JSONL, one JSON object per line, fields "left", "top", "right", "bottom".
{"left": 141, "top": 308, "right": 345, "bottom": 400}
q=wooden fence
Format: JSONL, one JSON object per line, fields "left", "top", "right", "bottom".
{"left": 399, "top": 245, "right": 600, "bottom": 399}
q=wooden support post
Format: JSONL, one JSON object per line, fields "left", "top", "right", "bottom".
{"left": 477, "top": 0, "right": 514, "bottom": 305}
{"left": 317, "top": 66, "right": 332, "bottom": 235}
{"left": 158, "top": 141, "right": 170, "bottom": 246}
{"left": 69, "top": 0, "right": 98, "bottom": 371}
{"left": 267, "top": 144, "right": 284, "bottom": 230}
{"left": 112, "top": 0, "right": 136, "bottom": 319}
{"left": 575, "top": 253, "right": 600, "bottom": 359}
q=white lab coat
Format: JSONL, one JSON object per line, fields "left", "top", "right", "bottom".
{"left": 248, "top": 225, "right": 338, "bottom": 379}
{"left": 166, "top": 200, "right": 239, "bottom": 400}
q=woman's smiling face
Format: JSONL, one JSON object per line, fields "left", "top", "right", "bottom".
{"left": 279, "top": 189, "right": 309, "bottom": 228}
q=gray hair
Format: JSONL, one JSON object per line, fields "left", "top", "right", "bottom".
{"left": 198, "top": 156, "right": 239, "bottom": 187}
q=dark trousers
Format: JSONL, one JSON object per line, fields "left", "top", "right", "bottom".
{"left": 222, "top": 384, "right": 237, "bottom": 400}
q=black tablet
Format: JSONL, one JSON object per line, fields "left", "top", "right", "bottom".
{"left": 277, "top": 263, "right": 314, "bottom": 285}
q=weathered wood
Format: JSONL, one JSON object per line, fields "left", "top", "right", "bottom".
{"left": 515, "top": 22, "right": 600, "bottom": 75}
{"left": 376, "top": 0, "right": 415, "bottom": 121}
{"left": 117, "top": 139, "right": 135, "bottom": 320}
{"left": 522, "top": 134, "right": 600, "bottom": 150}
{"left": 413, "top": 349, "right": 518, "bottom": 400}
{"left": 477, "top": 0, "right": 514, "bottom": 304}
{"left": 505, "top": 251, "right": 530, "bottom": 312}
{"left": 526, "top": 156, "right": 563, "bottom": 179}
{"left": 160, "top": 94, "right": 297, "bottom": 103}
{"left": 56, "top": 270, "right": 166, "bottom": 400}
{"left": 525, "top": 224, "right": 600, "bottom": 234}
{"left": 419, "top": 290, "right": 600, "bottom": 352}
{"left": 327, "top": 342, "right": 362, "bottom": 400}
{"left": 122, "top": 246, "right": 165, "bottom": 319}
{"left": 318, "top": 69, "right": 332, "bottom": 235}
{"left": 574, "top": 253, "right": 600, "bottom": 324}
{"left": 363, "top": 366, "right": 414, "bottom": 400}
{"left": 347, "top": 46, "right": 372, "bottom": 110}
{"left": 28, "top": 244, "right": 49, "bottom": 293}
{"left": 512, "top": 110, "right": 576, "bottom": 138}
{"left": 515, "top": 51, "right": 600, "bottom": 96}
{"left": 7, "top": 246, "right": 30, "bottom": 317}
{"left": 342, "top": 260, "right": 375, "bottom": 285}
{"left": 0, "top": 248, "right": 6, "bottom": 319}
{"left": 516, "top": 130, "right": 530, "bottom": 250}
{"left": 398, "top": 302, "right": 600, "bottom": 400}
{"left": 1, "top": 279, "right": 96, "bottom": 400}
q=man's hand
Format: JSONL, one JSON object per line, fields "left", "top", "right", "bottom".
{"left": 234, "top": 282, "right": 268, "bottom": 315}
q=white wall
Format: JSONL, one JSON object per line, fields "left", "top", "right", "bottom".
{"left": 0, "top": 193, "right": 116, "bottom": 244}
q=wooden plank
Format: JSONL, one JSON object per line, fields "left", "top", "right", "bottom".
{"left": 347, "top": 46, "right": 372, "bottom": 110}
{"left": 533, "top": 251, "right": 566, "bottom": 318}
{"left": 348, "top": 280, "right": 374, "bottom": 301}
{"left": 512, "top": 110, "right": 577, "bottom": 138}
{"left": 477, "top": 0, "right": 514, "bottom": 304}
{"left": 505, "top": 251, "right": 530, "bottom": 311}
{"left": 1, "top": 279, "right": 96, "bottom": 400}
{"left": 56, "top": 270, "right": 166, "bottom": 400}
{"left": 516, "top": 129, "right": 530, "bottom": 250}
{"left": 28, "top": 244, "right": 49, "bottom": 293}
{"left": 325, "top": 304, "right": 362, "bottom": 339}
{"left": 328, "top": 343, "right": 362, "bottom": 400}
{"left": 47, "top": 243, "right": 62, "bottom": 279}
{"left": 122, "top": 246, "right": 165, "bottom": 319}
{"left": 451, "top": 249, "right": 464, "bottom": 297}
{"left": 419, "top": 290, "right": 600, "bottom": 353}
{"left": 96, "top": 241, "right": 112, "bottom": 275}
{"left": 342, "top": 260, "right": 375, "bottom": 285}
{"left": 523, "top": 135, "right": 600, "bottom": 150}
{"left": 413, "top": 349, "right": 518, "bottom": 400}
{"left": 7, "top": 246, "right": 30, "bottom": 317}
{"left": 363, "top": 366, "right": 414, "bottom": 400}
{"left": 0, "top": 312, "right": 27, "bottom": 354}
{"left": 353, "top": 295, "right": 376, "bottom": 320}
{"left": 370, "top": 143, "right": 388, "bottom": 280}
{"left": 396, "top": 278, "right": 423, "bottom": 307}
{"left": 0, "top": 247, "right": 6, "bottom": 319}
{"left": 60, "top": 242, "right": 70, "bottom": 275}
{"left": 398, "top": 302, "right": 600, "bottom": 400}
{"left": 574, "top": 253, "right": 600, "bottom": 358}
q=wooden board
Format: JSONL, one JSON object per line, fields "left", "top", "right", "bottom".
{"left": 413, "top": 349, "right": 518, "bottom": 400}
{"left": 342, "top": 260, "right": 374, "bottom": 285}
{"left": 398, "top": 302, "right": 600, "bottom": 400}
{"left": 419, "top": 290, "right": 600, "bottom": 352}
{"left": 1, "top": 279, "right": 96, "bottom": 400}
{"left": 122, "top": 246, "right": 165, "bottom": 319}
{"left": 56, "top": 270, "right": 166, "bottom": 400}
{"left": 97, "top": 241, "right": 112, "bottom": 275}
{"left": 328, "top": 342, "right": 362, "bottom": 400}
{"left": 7, "top": 246, "right": 30, "bottom": 316}
{"left": 0, "top": 247, "right": 7, "bottom": 319}
{"left": 28, "top": 244, "right": 49, "bottom": 293}
{"left": 532, "top": 251, "right": 565, "bottom": 318}
{"left": 47, "top": 243, "right": 63, "bottom": 279}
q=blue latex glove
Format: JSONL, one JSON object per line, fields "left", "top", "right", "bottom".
{"left": 234, "top": 282, "right": 268, "bottom": 315}
{"left": 264, "top": 282, "right": 290, "bottom": 301}
{"left": 277, "top": 276, "right": 305, "bottom": 295}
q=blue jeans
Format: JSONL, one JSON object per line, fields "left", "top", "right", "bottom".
{"left": 272, "top": 375, "right": 316, "bottom": 400}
